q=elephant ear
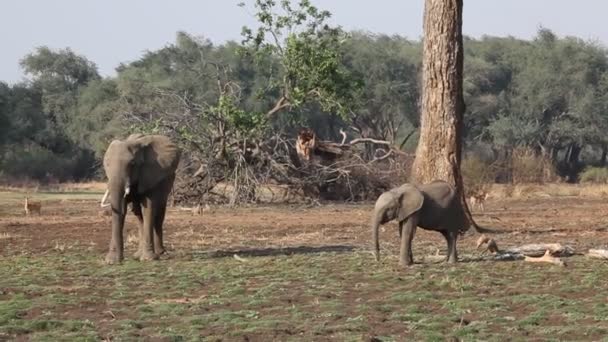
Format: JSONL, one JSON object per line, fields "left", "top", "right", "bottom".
{"left": 397, "top": 184, "right": 424, "bottom": 221}
{"left": 128, "top": 135, "right": 181, "bottom": 194}
{"left": 102, "top": 140, "right": 122, "bottom": 171}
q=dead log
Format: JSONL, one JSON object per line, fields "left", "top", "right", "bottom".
{"left": 505, "top": 243, "right": 574, "bottom": 257}
{"left": 586, "top": 249, "right": 608, "bottom": 260}
{"left": 524, "top": 250, "right": 566, "bottom": 266}
{"left": 475, "top": 237, "right": 573, "bottom": 265}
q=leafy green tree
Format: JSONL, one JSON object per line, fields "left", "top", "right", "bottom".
{"left": 240, "top": 0, "right": 361, "bottom": 122}
{"left": 21, "top": 47, "right": 100, "bottom": 132}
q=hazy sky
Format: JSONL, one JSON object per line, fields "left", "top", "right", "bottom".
{"left": 3, "top": 0, "right": 608, "bottom": 83}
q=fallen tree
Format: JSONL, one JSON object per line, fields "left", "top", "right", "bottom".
{"left": 164, "top": 126, "right": 413, "bottom": 206}
{"left": 475, "top": 235, "right": 572, "bottom": 266}
{"left": 586, "top": 249, "right": 608, "bottom": 260}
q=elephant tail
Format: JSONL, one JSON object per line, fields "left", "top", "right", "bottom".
{"left": 371, "top": 213, "right": 381, "bottom": 262}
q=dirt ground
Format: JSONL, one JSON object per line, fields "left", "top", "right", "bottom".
{"left": 2, "top": 190, "right": 608, "bottom": 340}
{"left": 2, "top": 195, "right": 608, "bottom": 257}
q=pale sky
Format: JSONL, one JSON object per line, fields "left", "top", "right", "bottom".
{"left": 2, "top": 0, "right": 607, "bottom": 83}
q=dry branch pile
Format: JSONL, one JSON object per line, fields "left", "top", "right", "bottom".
{"left": 168, "top": 128, "right": 412, "bottom": 206}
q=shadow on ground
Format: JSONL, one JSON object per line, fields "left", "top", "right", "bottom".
{"left": 191, "top": 244, "right": 357, "bottom": 259}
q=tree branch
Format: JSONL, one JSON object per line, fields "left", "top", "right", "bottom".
{"left": 349, "top": 137, "right": 392, "bottom": 146}
{"left": 266, "top": 96, "right": 290, "bottom": 118}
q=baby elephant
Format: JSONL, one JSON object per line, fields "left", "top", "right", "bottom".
{"left": 371, "top": 180, "right": 468, "bottom": 267}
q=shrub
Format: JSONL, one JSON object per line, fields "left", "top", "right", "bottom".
{"left": 579, "top": 167, "right": 608, "bottom": 184}
{"left": 511, "top": 146, "right": 558, "bottom": 184}
{"left": 461, "top": 155, "right": 494, "bottom": 197}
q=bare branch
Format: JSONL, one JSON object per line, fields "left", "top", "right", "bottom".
{"left": 266, "top": 96, "right": 291, "bottom": 118}
{"left": 339, "top": 129, "right": 347, "bottom": 145}
{"left": 348, "top": 137, "right": 392, "bottom": 146}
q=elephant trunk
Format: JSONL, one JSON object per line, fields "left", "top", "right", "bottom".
{"left": 372, "top": 212, "right": 381, "bottom": 262}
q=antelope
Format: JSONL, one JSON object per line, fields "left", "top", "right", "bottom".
{"left": 24, "top": 197, "right": 42, "bottom": 216}
{"left": 469, "top": 191, "right": 489, "bottom": 212}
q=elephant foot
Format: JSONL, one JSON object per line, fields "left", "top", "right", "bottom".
{"left": 447, "top": 257, "right": 458, "bottom": 264}
{"left": 105, "top": 251, "right": 123, "bottom": 265}
{"left": 399, "top": 259, "right": 414, "bottom": 267}
{"left": 138, "top": 250, "right": 160, "bottom": 262}
{"left": 155, "top": 246, "right": 166, "bottom": 255}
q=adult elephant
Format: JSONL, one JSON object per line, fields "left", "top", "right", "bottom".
{"left": 100, "top": 134, "right": 181, "bottom": 264}
{"left": 371, "top": 180, "right": 468, "bottom": 267}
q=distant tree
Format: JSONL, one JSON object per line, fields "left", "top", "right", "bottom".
{"left": 21, "top": 47, "right": 100, "bottom": 133}
{"left": 12, "top": 47, "right": 102, "bottom": 180}
{"left": 342, "top": 32, "right": 421, "bottom": 144}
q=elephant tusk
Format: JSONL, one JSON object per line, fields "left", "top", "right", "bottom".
{"left": 124, "top": 186, "right": 130, "bottom": 198}
{"left": 100, "top": 189, "right": 111, "bottom": 208}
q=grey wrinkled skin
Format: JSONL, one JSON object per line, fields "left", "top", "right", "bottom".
{"left": 102, "top": 134, "right": 181, "bottom": 264}
{"left": 371, "top": 180, "right": 468, "bottom": 267}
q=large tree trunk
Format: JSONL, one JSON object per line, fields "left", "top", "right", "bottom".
{"left": 411, "top": 0, "right": 483, "bottom": 233}
{"left": 411, "top": 0, "right": 465, "bottom": 184}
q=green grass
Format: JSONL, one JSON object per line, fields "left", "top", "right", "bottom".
{"left": 1, "top": 250, "right": 608, "bottom": 340}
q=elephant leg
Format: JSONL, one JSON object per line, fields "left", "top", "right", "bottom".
{"left": 399, "top": 216, "right": 418, "bottom": 267}
{"left": 131, "top": 198, "right": 144, "bottom": 259}
{"left": 441, "top": 230, "right": 459, "bottom": 263}
{"left": 105, "top": 201, "right": 127, "bottom": 264}
{"left": 138, "top": 196, "right": 159, "bottom": 261}
{"left": 153, "top": 203, "right": 167, "bottom": 255}
{"left": 152, "top": 175, "right": 174, "bottom": 255}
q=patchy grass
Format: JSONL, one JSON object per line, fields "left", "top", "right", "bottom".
{"left": 1, "top": 251, "right": 608, "bottom": 340}
{"left": 2, "top": 187, "right": 608, "bottom": 339}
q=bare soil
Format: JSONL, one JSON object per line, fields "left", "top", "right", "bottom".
{"left": 2, "top": 196, "right": 607, "bottom": 257}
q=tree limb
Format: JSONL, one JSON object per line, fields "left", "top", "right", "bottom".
{"left": 266, "top": 96, "right": 290, "bottom": 118}
{"left": 349, "top": 137, "right": 392, "bottom": 146}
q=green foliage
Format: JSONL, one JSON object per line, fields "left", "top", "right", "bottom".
{"left": 579, "top": 167, "right": 608, "bottom": 183}
{"left": 215, "top": 95, "right": 266, "bottom": 134}
{"left": 0, "top": 143, "right": 94, "bottom": 182}
{"left": 0, "top": 47, "right": 103, "bottom": 181}
{"left": 20, "top": 47, "right": 100, "bottom": 131}
{"left": 342, "top": 32, "right": 421, "bottom": 142}
{"left": 240, "top": 0, "right": 361, "bottom": 119}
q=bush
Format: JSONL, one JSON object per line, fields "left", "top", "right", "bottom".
{"left": 510, "top": 147, "right": 558, "bottom": 184}
{"left": 579, "top": 167, "right": 608, "bottom": 184}
{"left": 461, "top": 155, "right": 494, "bottom": 197}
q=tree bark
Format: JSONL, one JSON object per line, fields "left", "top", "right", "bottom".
{"left": 411, "top": 0, "right": 465, "bottom": 185}
{"left": 410, "top": 0, "right": 484, "bottom": 233}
